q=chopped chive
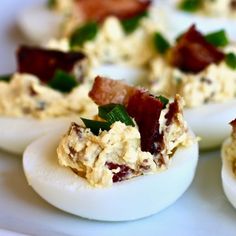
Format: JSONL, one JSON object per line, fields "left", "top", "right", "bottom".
{"left": 153, "top": 32, "right": 170, "bottom": 54}
{"left": 179, "top": 0, "right": 201, "bottom": 12}
{"left": 225, "top": 52, "right": 236, "bottom": 70}
{"left": 70, "top": 22, "right": 98, "bottom": 48}
{"left": 205, "top": 30, "right": 229, "bottom": 47}
{"left": 47, "top": 0, "right": 57, "bottom": 9}
{"left": 81, "top": 118, "right": 110, "bottom": 135}
{"left": 157, "top": 95, "right": 169, "bottom": 108}
{"left": 48, "top": 70, "right": 78, "bottom": 93}
{"left": 98, "top": 103, "right": 117, "bottom": 120}
{"left": 105, "top": 104, "right": 135, "bottom": 127}
{"left": 0, "top": 74, "right": 12, "bottom": 82}
{"left": 121, "top": 11, "right": 148, "bottom": 34}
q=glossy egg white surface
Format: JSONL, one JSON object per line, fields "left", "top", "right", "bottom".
{"left": 23, "top": 130, "right": 198, "bottom": 221}
{"left": 184, "top": 99, "right": 236, "bottom": 150}
{"left": 0, "top": 117, "right": 75, "bottom": 155}
{"left": 18, "top": 5, "right": 64, "bottom": 43}
{"left": 221, "top": 138, "right": 236, "bottom": 209}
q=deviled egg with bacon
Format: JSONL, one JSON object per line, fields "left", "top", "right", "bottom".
{"left": 0, "top": 46, "right": 96, "bottom": 154}
{"left": 163, "top": 0, "right": 236, "bottom": 40}
{"left": 148, "top": 25, "right": 236, "bottom": 149}
{"left": 23, "top": 76, "right": 198, "bottom": 221}
{"left": 221, "top": 119, "right": 236, "bottom": 209}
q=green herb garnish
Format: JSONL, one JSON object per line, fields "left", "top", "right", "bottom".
{"left": 70, "top": 22, "right": 98, "bottom": 48}
{"left": 225, "top": 52, "right": 236, "bottom": 70}
{"left": 81, "top": 118, "right": 110, "bottom": 135}
{"left": 205, "top": 30, "right": 229, "bottom": 47}
{"left": 157, "top": 95, "right": 169, "bottom": 108}
{"left": 153, "top": 32, "right": 170, "bottom": 54}
{"left": 47, "top": 0, "right": 57, "bottom": 9}
{"left": 0, "top": 74, "right": 12, "bottom": 82}
{"left": 121, "top": 11, "right": 148, "bottom": 34}
{"left": 179, "top": 0, "right": 201, "bottom": 12}
{"left": 48, "top": 70, "right": 78, "bottom": 93}
{"left": 82, "top": 104, "right": 135, "bottom": 135}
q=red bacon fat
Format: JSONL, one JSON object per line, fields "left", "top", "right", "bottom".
{"left": 168, "top": 25, "right": 225, "bottom": 73}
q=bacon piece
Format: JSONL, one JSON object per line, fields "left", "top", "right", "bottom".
{"left": 126, "top": 90, "right": 164, "bottom": 155}
{"left": 75, "top": 0, "right": 151, "bottom": 22}
{"left": 89, "top": 76, "right": 136, "bottom": 106}
{"left": 230, "top": 119, "right": 236, "bottom": 139}
{"left": 89, "top": 76, "right": 165, "bottom": 155}
{"left": 168, "top": 25, "right": 225, "bottom": 73}
{"left": 17, "top": 46, "right": 86, "bottom": 83}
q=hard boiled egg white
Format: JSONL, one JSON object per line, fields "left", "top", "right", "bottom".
{"left": 0, "top": 116, "right": 76, "bottom": 155}
{"left": 18, "top": 5, "right": 64, "bottom": 43}
{"left": 184, "top": 99, "right": 236, "bottom": 150}
{"left": 221, "top": 138, "right": 236, "bottom": 209}
{"left": 23, "top": 130, "right": 198, "bottom": 221}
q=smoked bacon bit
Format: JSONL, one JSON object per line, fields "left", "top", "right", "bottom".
{"left": 230, "top": 118, "right": 236, "bottom": 139}
{"left": 17, "top": 46, "right": 86, "bottom": 83}
{"left": 168, "top": 25, "right": 225, "bottom": 73}
{"left": 75, "top": 0, "right": 151, "bottom": 23}
{"left": 88, "top": 76, "right": 136, "bottom": 106}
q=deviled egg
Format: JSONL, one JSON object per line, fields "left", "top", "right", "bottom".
{"left": 148, "top": 25, "right": 236, "bottom": 149}
{"left": 163, "top": 0, "right": 236, "bottom": 40}
{"left": 221, "top": 119, "right": 236, "bottom": 209}
{"left": 23, "top": 76, "right": 198, "bottom": 221}
{"left": 0, "top": 45, "right": 96, "bottom": 154}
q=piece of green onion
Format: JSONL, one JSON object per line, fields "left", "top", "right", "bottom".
{"left": 225, "top": 52, "right": 236, "bottom": 70}
{"left": 121, "top": 11, "right": 148, "bottom": 34}
{"left": 179, "top": 0, "right": 201, "bottom": 12}
{"left": 105, "top": 104, "right": 135, "bottom": 127}
{"left": 81, "top": 118, "right": 110, "bottom": 135}
{"left": 82, "top": 104, "right": 135, "bottom": 135}
{"left": 70, "top": 22, "right": 98, "bottom": 48}
{"left": 153, "top": 32, "right": 170, "bottom": 54}
{"left": 47, "top": 0, "right": 57, "bottom": 9}
{"left": 48, "top": 70, "right": 78, "bottom": 93}
{"left": 157, "top": 95, "right": 169, "bottom": 108}
{"left": 0, "top": 74, "right": 11, "bottom": 82}
{"left": 205, "top": 30, "right": 229, "bottom": 47}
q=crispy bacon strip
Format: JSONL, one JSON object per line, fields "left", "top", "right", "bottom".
{"left": 75, "top": 0, "right": 151, "bottom": 22}
{"left": 168, "top": 25, "right": 225, "bottom": 73}
{"left": 89, "top": 76, "right": 166, "bottom": 155}
{"left": 89, "top": 76, "right": 137, "bottom": 106}
{"left": 230, "top": 118, "right": 236, "bottom": 139}
{"left": 17, "top": 46, "right": 86, "bottom": 82}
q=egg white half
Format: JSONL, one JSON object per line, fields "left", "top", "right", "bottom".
{"left": 18, "top": 5, "right": 64, "bottom": 43}
{"left": 221, "top": 138, "right": 236, "bottom": 209}
{"left": 23, "top": 129, "right": 198, "bottom": 221}
{"left": 184, "top": 99, "right": 236, "bottom": 150}
{"left": 0, "top": 117, "right": 77, "bottom": 155}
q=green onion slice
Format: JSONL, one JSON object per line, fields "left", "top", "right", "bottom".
{"left": 105, "top": 104, "right": 135, "bottom": 127}
{"left": 70, "top": 22, "right": 98, "bottom": 48}
{"left": 98, "top": 103, "right": 118, "bottom": 120}
{"left": 81, "top": 118, "right": 110, "bottom": 135}
{"left": 47, "top": 0, "right": 57, "bottom": 9}
{"left": 121, "top": 11, "right": 148, "bottom": 34}
{"left": 157, "top": 95, "right": 169, "bottom": 108}
{"left": 48, "top": 70, "right": 78, "bottom": 93}
{"left": 179, "top": 0, "right": 201, "bottom": 12}
{"left": 0, "top": 74, "right": 12, "bottom": 82}
{"left": 205, "top": 30, "right": 229, "bottom": 47}
{"left": 225, "top": 52, "right": 236, "bottom": 70}
{"left": 153, "top": 32, "right": 170, "bottom": 54}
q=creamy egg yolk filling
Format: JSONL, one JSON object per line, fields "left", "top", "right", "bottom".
{"left": 223, "top": 120, "right": 236, "bottom": 175}
{"left": 0, "top": 73, "right": 96, "bottom": 119}
{"left": 56, "top": 96, "right": 192, "bottom": 187}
